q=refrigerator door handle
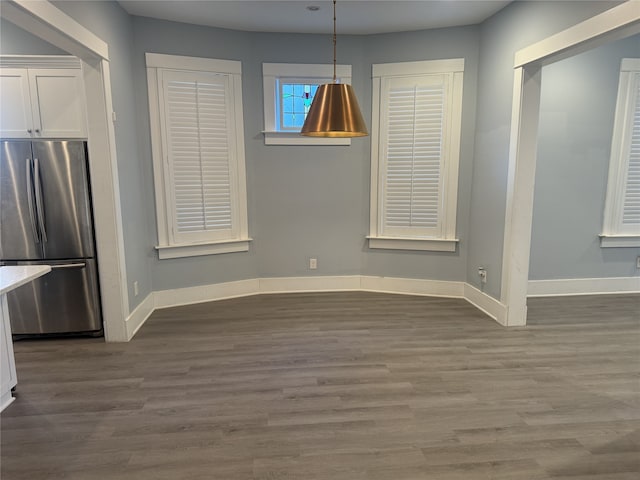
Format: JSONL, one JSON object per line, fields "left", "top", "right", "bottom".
{"left": 33, "top": 157, "right": 48, "bottom": 243}
{"left": 25, "top": 158, "right": 40, "bottom": 244}
{"left": 50, "top": 263, "right": 86, "bottom": 270}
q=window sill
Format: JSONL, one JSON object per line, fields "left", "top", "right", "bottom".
{"left": 367, "top": 236, "right": 459, "bottom": 252}
{"left": 156, "top": 238, "right": 252, "bottom": 259}
{"left": 262, "top": 131, "right": 351, "bottom": 146}
{"left": 599, "top": 234, "right": 640, "bottom": 248}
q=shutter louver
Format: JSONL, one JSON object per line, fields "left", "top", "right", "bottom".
{"left": 166, "top": 76, "right": 232, "bottom": 237}
{"left": 383, "top": 81, "right": 445, "bottom": 234}
{"left": 622, "top": 79, "right": 640, "bottom": 226}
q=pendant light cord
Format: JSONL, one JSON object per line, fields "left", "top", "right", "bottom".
{"left": 333, "top": 0, "right": 337, "bottom": 83}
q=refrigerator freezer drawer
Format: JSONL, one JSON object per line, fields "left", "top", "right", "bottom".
{"left": 4, "top": 259, "right": 102, "bottom": 335}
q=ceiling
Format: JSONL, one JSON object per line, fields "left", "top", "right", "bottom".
{"left": 118, "top": 1, "right": 512, "bottom": 35}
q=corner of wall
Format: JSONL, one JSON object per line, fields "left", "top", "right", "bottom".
{"left": 125, "top": 291, "right": 155, "bottom": 340}
{"left": 463, "top": 282, "right": 508, "bottom": 325}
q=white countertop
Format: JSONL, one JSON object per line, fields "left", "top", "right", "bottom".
{"left": 0, "top": 266, "right": 52, "bottom": 295}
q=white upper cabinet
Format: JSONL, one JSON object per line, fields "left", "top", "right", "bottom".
{"left": 0, "top": 69, "right": 34, "bottom": 139}
{"left": 28, "top": 69, "right": 86, "bottom": 139}
{"left": 0, "top": 58, "right": 87, "bottom": 139}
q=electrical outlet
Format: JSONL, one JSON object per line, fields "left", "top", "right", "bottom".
{"left": 478, "top": 267, "right": 487, "bottom": 284}
{"left": 309, "top": 258, "right": 317, "bottom": 270}
{"left": 133, "top": 281, "right": 139, "bottom": 297}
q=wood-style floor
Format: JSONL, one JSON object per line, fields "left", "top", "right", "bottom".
{"left": 1, "top": 292, "right": 639, "bottom": 479}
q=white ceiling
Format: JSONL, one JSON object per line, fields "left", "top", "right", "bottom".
{"left": 118, "top": 1, "right": 512, "bottom": 35}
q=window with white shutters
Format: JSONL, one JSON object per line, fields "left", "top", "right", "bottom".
{"left": 146, "top": 54, "right": 249, "bottom": 259}
{"left": 601, "top": 58, "right": 640, "bottom": 247}
{"left": 622, "top": 79, "right": 640, "bottom": 225}
{"left": 369, "top": 59, "right": 464, "bottom": 252}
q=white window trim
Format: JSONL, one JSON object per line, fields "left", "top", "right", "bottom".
{"left": 599, "top": 234, "right": 640, "bottom": 248}
{"left": 155, "top": 239, "right": 251, "bottom": 259}
{"left": 368, "top": 59, "right": 464, "bottom": 252}
{"left": 262, "top": 62, "right": 352, "bottom": 145}
{"left": 601, "top": 58, "right": 640, "bottom": 248}
{"left": 366, "top": 237, "right": 457, "bottom": 252}
{"left": 146, "top": 53, "right": 250, "bottom": 259}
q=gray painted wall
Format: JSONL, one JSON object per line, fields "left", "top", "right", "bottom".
{"left": 248, "top": 31, "right": 367, "bottom": 281}
{"left": 362, "top": 26, "right": 479, "bottom": 280}
{"left": 0, "top": 18, "right": 65, "bottom": 54}
{"left": 48, "top": 0, "right": 153, "bottom": 310}
{"left": 130, "top": 17, "right": 481, "bottom": 291}
{"left": 131, "top": 19, "right": 260, "bottom": 291}
{"left": 466, "top": 0, "right": 626, "bottom": 298}
{"left": 530, "top": 34, "right": 640, "bottom": 280}
{"left": 3, "top": 1, "right": 634, "bottom": 307}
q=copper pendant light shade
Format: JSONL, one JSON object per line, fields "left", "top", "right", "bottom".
{"left": 300, "top": 0, "right": 368, "bottom": 138}
{"left": 300, "top": 83, "right": 368, "bottom": 137}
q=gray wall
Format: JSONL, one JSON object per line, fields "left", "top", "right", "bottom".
{"left": 362, "top": 26, "right": 479, "bottom": 280}
{"left": 0, "top": 18, "right": 65, "bottom": 54}
{"left": 4, "top": 0, "right": 634, "bottom": 307}
{"left": 248, "top": 31, "right": 367, "bottom": 281}
{"left": 131, "top": 19, "right": 259, "bottom": 291}
{"left": 530, "top": 34, "right": 640, "bottom": 280}
{"left": 130, "top": 17, "right": 481, "bottom": 291}
{"left": 48, "top": 0, "right": 153, "bottom": 310}
{"left": 466, "top": 0, "right": 626, "bottom": 298}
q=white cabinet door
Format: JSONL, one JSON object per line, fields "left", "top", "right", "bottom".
{"left": 28, "top": 69, "right": 87, "bottom": 138}
{"left": 0, "top": 69, "right": 34, "bottom": 139}
{"left": 0, "top": 295, "right": 18, "bottom": 412}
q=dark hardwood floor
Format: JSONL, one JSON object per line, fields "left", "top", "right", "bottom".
{"left": 2, "top": 292, "right": 639, "bottom": 479}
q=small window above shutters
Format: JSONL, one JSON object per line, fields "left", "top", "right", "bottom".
{"left": 262, "top": 63, "right": 353, "bottom": 145}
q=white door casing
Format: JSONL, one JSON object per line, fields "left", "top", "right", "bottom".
{"left": 501, "top": 2, "right": 640, "bottom": 326}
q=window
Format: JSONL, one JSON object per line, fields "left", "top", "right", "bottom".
{"left": 146, "top": 53, "right": 249, "bottom": 259}
{"left": 601, "top": 58, "right": 640, "bottom": 247}
{"left": 368, "top": 59, "right": 464, "bottom": 252}
{"left": 262, "top": 63, "right": 352, "bottom": 145}
{"left": 280, "top": 82, "right": 318, "bottom": 130}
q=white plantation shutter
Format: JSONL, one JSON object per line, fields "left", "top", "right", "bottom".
{"left": 602, "top": 61, "right": 640, "bottom": 244}
{"left": 370, "top": 59, "right": 464, "bottom": 251}
{"left": 621, "top": 75, "right": 640, "bottom": 227}
{"left": 381, "top": 76, "right": 448, "bottom": 237}
{"left": 147, "top": 54, "right": 248, "bottom": 259}
{"left": 161, "top": 70, "right": 237, "bottom": 244}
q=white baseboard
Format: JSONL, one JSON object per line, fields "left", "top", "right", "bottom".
{"left": 153, "top": 278, "right": 259, "bottom": 309}
{"left": 361, "top": 276, "right": 464, "bottom": 298}
{"left": 259, "top": 276, "right": 361, "bottom": 294}
{"left": 125, "top": 292, "right": 154, "bottom": 340}
{"left": 463, "top": 283, "right": 508, "bottom": 326}
{"left": 528, "top": 276, "right": 640, "bottom": 297}
{"left": 127, "top": 275, "right": 517, "bottom": 340}
{"left": 122, "top": 275, "right": 640, "bottom": 341}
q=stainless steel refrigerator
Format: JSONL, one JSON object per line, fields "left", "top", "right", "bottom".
{"left": 0, "top": 140, "right": 102, "bottom": 336}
